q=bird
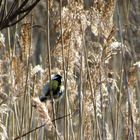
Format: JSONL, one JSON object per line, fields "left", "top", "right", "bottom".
{"left": 40, "top": 74, "right": 64, "bottom": 102}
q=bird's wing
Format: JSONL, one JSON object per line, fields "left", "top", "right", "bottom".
{"left": 42, "top": 83, "right": 50, "bottom": 96}
{"left": 42, "top": 80, "right": 59, "bottom": 95}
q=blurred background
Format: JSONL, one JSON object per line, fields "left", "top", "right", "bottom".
{"left": 0, "top": 0, "right": 140, "bottom": 139}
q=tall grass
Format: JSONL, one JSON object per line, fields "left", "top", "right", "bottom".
{"left": 0, "top": 0, "right": 140, "bottom": 140}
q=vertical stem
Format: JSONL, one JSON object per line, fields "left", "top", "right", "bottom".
{"left": 81, "top": 23, "right": 101, "bottom": 140}
{"left": 79, "top": 53, "right": 83, "bottom": 140}
{"left": 45, "top": 1, "right": 56, "bottom": 139}
{"left": 116, "top": 1, "right": 135, "bottom": 139}
{"left": 99, "top": 63, "right": 104, "bottom": 139}
{"left": 59, "top": 0, "right": 68, "bottom": 139}
{"left": 5, "top": 0, "right": 11, "bottom": 58}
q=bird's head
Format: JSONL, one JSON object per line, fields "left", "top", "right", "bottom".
{"left": 52, "top": 74, "right": 62, "bottom": 81}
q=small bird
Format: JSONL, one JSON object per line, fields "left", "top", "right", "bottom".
{"left": 40, "top": 74, "right": 64, "bottom": 102}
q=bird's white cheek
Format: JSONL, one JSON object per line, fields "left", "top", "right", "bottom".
{"left": 60, "top": 85, "right": 64, "bottom": 91}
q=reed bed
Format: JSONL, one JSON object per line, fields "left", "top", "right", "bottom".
{"left": 0, "top": 0, "right": 140, "bottom": 140}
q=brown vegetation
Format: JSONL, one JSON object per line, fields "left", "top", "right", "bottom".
{"left": 0, "top": 0, "right": 140, "bottom": 139}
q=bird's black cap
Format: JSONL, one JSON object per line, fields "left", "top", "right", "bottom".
{"left": 52, "top": 74, "right": 62, "bottom": 80}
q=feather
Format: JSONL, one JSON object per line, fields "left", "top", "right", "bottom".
{"left": 39, "top": 74, "right": 64, "bottom": 102}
